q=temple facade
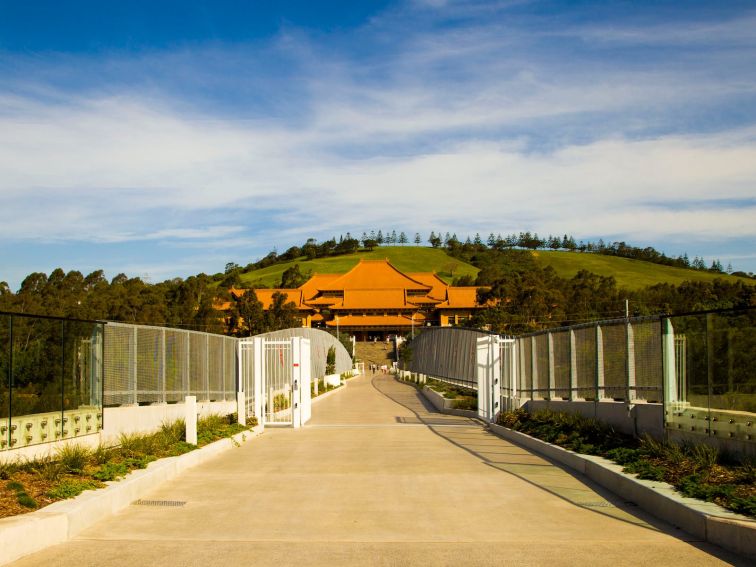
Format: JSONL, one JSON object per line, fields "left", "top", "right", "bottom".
{"left": 226, "top": 259, "right": 487, "bottom": 339}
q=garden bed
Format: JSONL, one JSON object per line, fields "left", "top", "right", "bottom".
{"left": 0, "top": 414, "right": 255, "bottom": 520}
{"left": 497, "top": 408, "right": 755, "bottom": 519}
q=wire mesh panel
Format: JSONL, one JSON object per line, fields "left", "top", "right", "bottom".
{"left": 164, "top": 329, "right": 187, "bottom": 402}
{"left": 224, "top": 337, "right": 236, "bottom": 401}
{"left": 207, "top": 335, "right": 225, "bottom": 401}
{"left": 519, "top": 337, "right": 533, "bottom": 398}
{"left": 103, "top": 324, "right": 135, "bottom": 405}
{"left": 632, "top": 320, "right": 662, "bottom": 402}
{"left": 264, "top": 340, "right": 292, "bottom": 424}
{"left": 136, "top": 327, "right": 162, "bottom": 403}
{"left": 189, "top": 333, "right": 208, "bottom": 401}
{"left": 254, "top": 328, "right": 352, "bottom": 378}
{"left": 573, "top": 326, "right": 596, "bottom": 400}
{"left": 601, "top": 323, "right": 627, "bottom": 400}
{"left": 407, "top": 328, "right": 488, "bottom": 389}
{"left": 534, "top": 334, "right": 549, "bottom": 399}
{"left": 552, "top": 330, "right": 571, "bottom": 399}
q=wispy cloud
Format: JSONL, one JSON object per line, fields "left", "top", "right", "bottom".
{"left": 1, "top": 0, "right": 755, "bottom": 287}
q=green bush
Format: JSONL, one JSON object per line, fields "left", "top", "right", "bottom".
{"left": 16, "top": 492, "right": 38, "bottom": 509}
{"left": 46, "top": 479, "right": 100, "bottom": 500}
{"left": 56, "top": 444, "right": 91, "bottom": 474}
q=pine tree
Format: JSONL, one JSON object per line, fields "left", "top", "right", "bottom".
{"left": 391, "top": 230, "right": 397, "bottom": 244}
{"left": 399, "top": 232, "right": 408, "bottom": 245}
{"left": 414, "top": 233, "right": 421, "bottom": 245}
{"left": 377, "top": 230, "right": 384, "bottom": 244}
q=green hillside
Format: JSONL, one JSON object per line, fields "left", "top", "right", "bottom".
{"left": 234, "top": 246, "right": 753, "bottom": 290}
{"left": 535, "top": 250, "right": 754, "bottom": 290}
{"left": 237, "top": 247, "right": 479, "bottom": 287}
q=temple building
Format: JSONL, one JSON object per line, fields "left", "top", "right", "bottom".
{"left": 225, "top": 259, "right": 487, "bottom": 339}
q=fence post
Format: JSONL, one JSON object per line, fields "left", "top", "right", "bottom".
{"left": 662, "top": 318, "right": 677, "bottom": 407}
{"left": 185, "top": 395, "right": 197, "bottom": 445}
{"left": 569, "top": 330, "right": 577, "bottom": 401}
{"left": 626, "top": 322, "right": 636, "bottom": 402}
{"left": 595, "top": 324, "right": 605, "bottom": 400}
{"left": 547, "top": 332, "right": 555, "bottom": 400}
{"left": 254, "top": 338, "right": 264, "bottom": 427}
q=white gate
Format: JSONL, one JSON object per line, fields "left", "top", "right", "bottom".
{"left": 476, "top": 335, "right": 516, "bottom": 421}
{"left": 238, "top": 337, "right": 311, "bottom": 428}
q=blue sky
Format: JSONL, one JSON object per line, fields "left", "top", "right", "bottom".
{"left": 1, "top": 0, "right": 755, "bottom": 289}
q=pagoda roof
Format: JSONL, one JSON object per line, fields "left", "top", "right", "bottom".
{"left": 299, "top": 273, "right": 341, "bottom": 301}
{"left": 325, "top": 313, "right": 427, "bottom": 328}
{"left": 407, "top": 272, "right": 450, "bottom": 300}
{"left": 317, "top": 259, "right": 430, "bottom": 292}
{"left": 436, "top": 287, "right": 482, "bottom": 309}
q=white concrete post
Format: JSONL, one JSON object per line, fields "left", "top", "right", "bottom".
{"left": 185, "top": 395, "right": 197, "bottom": 445}
{"left": 237, "top": 391, "right": 246, "bottom": 426}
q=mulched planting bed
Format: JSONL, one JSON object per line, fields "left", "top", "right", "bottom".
{"left": 497, "top": 408, "right": 756, "bottom": 518}
{"left": 0, "top": 414, "right": 255, "bottom": 520}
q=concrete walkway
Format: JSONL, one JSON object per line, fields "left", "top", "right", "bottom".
{"left": 10, "top": 373, "right": 744, "bottom": 566}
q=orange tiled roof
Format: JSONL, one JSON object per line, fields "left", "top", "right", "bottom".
{"left": 339, "top": 289, "right": 408, "bottom": 309}
{"left": 437, "top": 287, "right": 481, "bottom": 309}
{"left": 299, "top": 273, "right": 341, "bottom": 300}
{"left": 325, "top": 314, "right": 426, "bottom": 327}
{"left": 318, "top": 260, "right": 430, "bottom": 292}
{"left": 407, "top": 272, "right": 449, "bottom": 300}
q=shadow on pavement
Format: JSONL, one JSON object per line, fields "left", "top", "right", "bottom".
{"left": 369, "top": 374, "right": 747, "bottom": 564}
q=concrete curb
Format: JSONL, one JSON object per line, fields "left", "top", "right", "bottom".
{"left": 0, "top": 424, "right": 264, "bottom": 566}
{"left": 421, "top": 386, "right": 480, "bottom": 420}
{"left": 487, "top": 423, "right": 756, "bottom": 560}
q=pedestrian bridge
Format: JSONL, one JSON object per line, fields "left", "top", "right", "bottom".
{"left": 6, "top": 370, "right": 739, "bottom": 566}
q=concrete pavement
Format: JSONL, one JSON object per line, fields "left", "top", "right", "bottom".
{"left": 8, "top": 373, "right": 745, "bottom": 566}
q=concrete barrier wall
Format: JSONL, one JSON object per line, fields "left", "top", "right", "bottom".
{"left": 1, "top": 400, "right": 237, "bottom": 463}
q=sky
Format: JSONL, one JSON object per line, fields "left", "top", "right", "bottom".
{"left": 1, "top": 0, "right": 755, "bottom": 289}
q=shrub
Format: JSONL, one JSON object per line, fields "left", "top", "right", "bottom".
{"left": 16, "top": 493, "right": 38, "bottom": 509}
{"left": 56, "top": 444, "right": 92, "bottom": 474}
{"left": 46, "top": 479, "right": 100, "bottom": 500}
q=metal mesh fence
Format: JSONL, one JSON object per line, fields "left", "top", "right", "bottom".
{"left": 601, "top": 323, "right": 627, "bottom": 400}
{"left": 104, "top": 323, "right": 236, "bottom": 406}
{"left": 534, "top": 334, "right": 549, "bottom": 398}
{"left": 552, "top": 331, "right": 571, "bottom": 399}
{"left": 574, "top": 327, "right": 596, "bottom": 399}
{"left": 519, "top": 337, "right": 533, "bottom": 395}
{"left": 407, "top": 328, "right": 488, "bottom": 388}
{"left": 632, "top": 320, "right": 662, "bottom": 402}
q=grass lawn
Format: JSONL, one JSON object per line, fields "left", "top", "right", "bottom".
{"left": 534, "top": 250, "right": 754, "bottom": 290}
{"left": 238, "top": 246, "right": 480, "bottom": 287}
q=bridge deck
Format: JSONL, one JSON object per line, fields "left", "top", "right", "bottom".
{"left": 10, "top": 373, "right": 738, "bottom": 566}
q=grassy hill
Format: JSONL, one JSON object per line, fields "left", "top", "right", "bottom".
{"left": 236, "top": 247, "right": 479, "bottom": 287}
{"left": 234, "top": 246, "right": 753, "bottom": 290}
{"left": 535, "top": 251, "right": 754, "bottom": 290}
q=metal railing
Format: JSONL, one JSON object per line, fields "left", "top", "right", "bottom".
{"left": 514, "top": 316, "right": 663, "bottom": 402}
{"left": 103, "top": 322, "right": 237, "bottom": 406}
